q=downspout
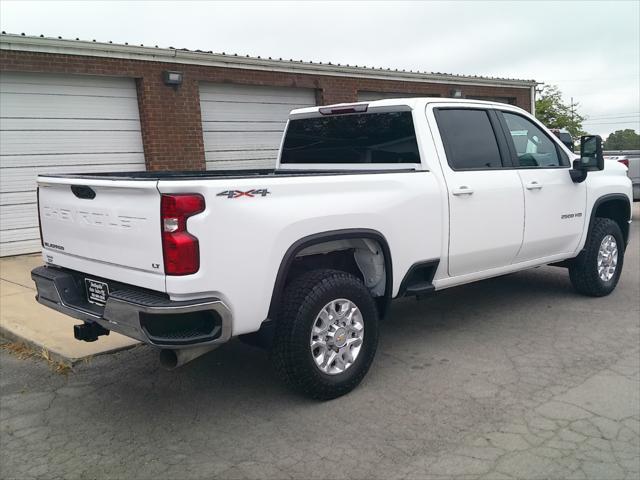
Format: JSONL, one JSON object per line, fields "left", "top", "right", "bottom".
{"left": 530, "top": 85, "right": 536, "bottom": 116}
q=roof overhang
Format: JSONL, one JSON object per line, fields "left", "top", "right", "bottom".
{"left": 0, "top": 33, "right": 538, "bottom": 89}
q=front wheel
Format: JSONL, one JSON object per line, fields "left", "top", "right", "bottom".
{"left": 569, "top": 217, "right": 625, "bottom": 297}
{"left": 271, "top": 269, "right": 379, "bottom": 400}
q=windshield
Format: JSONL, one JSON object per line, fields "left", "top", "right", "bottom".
{"left": 280, "top": 112, "right": 420, "bottom": 164}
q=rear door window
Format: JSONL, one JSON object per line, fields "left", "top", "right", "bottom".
{"left": 280, "top": 112, "right": 420, "bottom": 164}
{"left": 435, "top": 109, "right": 504, "bottom": 170}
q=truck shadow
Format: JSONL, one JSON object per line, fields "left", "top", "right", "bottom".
{"left": 73, "top": 265, "right": 582, "bottom": 413}
{"left": 9, "top": 257, "right": 633, "bottom": 476}
{"left": 40, "top": 258, "right": 637, "bottom": 457}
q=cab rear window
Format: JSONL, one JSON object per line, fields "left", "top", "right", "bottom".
{"left": 280, "top": 112, "right": 420, "bottom": 164}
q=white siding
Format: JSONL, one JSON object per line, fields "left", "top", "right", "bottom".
{"left": 199, "top": 83, "right": 316, "bottom": 170}
{"left": 0, "top": 72, "right": 145, "bottom": 256}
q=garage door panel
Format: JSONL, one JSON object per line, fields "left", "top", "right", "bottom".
{"left": 201, "top": 120, "right": 287, "bottom": 132}
{"left": 206, "top": 158, "right": 278, "bottom": 170}
{"left": 200, "top": 101, "right": 305, "bottom": 122}
{"left": 1, "top": 71, "right": 137, "bottom": 88}
{"left": 1, "top": 163, "right": 144, "bottom": 194}
{"left": 1, "top": 94, "right": 140, "bottom": 120}
{"left": 0, "top": 82, "right": 137, "bottom": 98}
{"left": 200, "top": 83, "right": 316, "bottom": 104}
{"left": 200, "top": 95, "right": 314, "bottom": 105}
{"left": 0, "top": 192, "right": 35, "bottom": 206}
{"left": 0, "top": 238, "right": 41, "bottom": 257}
{"left": 0, "top": 227, "right": 40, "bottom": 244}
{"left": 0, "top": 203, "right": 37, "bottom": 230}
{"left": 1, "top": 131, "right": 143, "bottom": 155}
{"left": 1, "top": 118, "right": 141, "bottom": 131}
{"left": 203, "top": 131, "right": 283, "bottom": 151}
{"left": 204, "top": 149, "right": 279, "bottom": 162}
{"left": 0, "top": 152, "right": 145, "bottom": 169}
{"left": 200, "top": 92, "right": 315, "bottom": 104}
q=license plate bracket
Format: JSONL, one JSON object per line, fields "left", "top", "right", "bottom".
{"left": 85, "top": 278, "right": 109, "bottom": 306}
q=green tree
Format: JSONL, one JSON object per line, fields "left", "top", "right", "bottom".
{"left": 603, "top": 129, "right": 640, "bottom": 150}
{"left": 535, "top": 85, "right": 585, "bottom": 138}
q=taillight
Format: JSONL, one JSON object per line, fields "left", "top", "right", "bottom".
{"left": 160, "top": 194, "right": 205, "bottom": 275}
{"left": 618, "top": 159, "right": 629, "bottom": 168}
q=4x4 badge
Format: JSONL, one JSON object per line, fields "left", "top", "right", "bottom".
{"left": 217, "top": 189, "right": 270, "bottom": 199}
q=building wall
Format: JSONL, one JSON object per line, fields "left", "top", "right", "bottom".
{"left": 0, "top": 50, "right": 532, "bottom": 171}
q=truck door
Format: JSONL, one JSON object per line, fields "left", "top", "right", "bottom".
{"left": 497, "top": 111, "right": 586, "bottom": 262}
{"left": 433, "top": 107, "right": 525, "bottom": 277}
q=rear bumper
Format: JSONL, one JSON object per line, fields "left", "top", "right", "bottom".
{"left": 31, "top": 265, "right": 232, "bottom": 348}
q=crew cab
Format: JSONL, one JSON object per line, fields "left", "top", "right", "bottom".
{"left": 32, "top": 98, "right": 633, "bottom": 399}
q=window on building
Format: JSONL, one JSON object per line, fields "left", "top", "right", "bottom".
{"left": 436, "top": 109, "right": 503, "bottom": 170}
{"left": 280, "top": 112, "right": 420, "bottom": 164}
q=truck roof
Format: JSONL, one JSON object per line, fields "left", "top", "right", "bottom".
{"left": 289, "top": 97, "right": 521, "bottom": 118}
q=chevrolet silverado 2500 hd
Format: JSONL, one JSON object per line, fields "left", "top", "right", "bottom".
{"left": 32, "top": 98, "right": 633, "bottom": 399}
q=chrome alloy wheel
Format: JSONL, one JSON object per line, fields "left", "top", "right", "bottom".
{"left": 597, "top": 234, "right": 618, "bottom": 282}
{"left": 310, "top": 299, "right": 364, "bottom": 375}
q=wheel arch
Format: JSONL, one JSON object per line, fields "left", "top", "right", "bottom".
{"left": 588, "top": 194, "right": 632, "bottom": 247}
{"left": 267, "top": 229, "right": 393, "bottom": 320}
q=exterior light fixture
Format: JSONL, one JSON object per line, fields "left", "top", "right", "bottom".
{"left": 163, "top": 71, "right": 183, "bottom": 88}
{"left": 450, "top": 88, "right": 463, "bottom": 98}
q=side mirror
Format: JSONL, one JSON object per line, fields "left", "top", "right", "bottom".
{"left": 578, "top": 135, "right": 604, "bottom": 171}
{"left": 570, "top": 135, "right": 604, "bottom": 183}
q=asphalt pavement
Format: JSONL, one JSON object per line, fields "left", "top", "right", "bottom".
{"left": 1, "top": 204, "right": 639, "bottom": 480}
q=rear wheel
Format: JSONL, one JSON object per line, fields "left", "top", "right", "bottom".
{"left": 271, "top": 269, "right": 379, "bottom": 400}
{"left": 569, "top": 217, "right": 625, "bottom": 297}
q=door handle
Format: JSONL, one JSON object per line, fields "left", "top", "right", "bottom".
{"left": 525, "top": 181, "right": 543, "bottom": 190}
{"left": 452, "top": 186, "right": 474, "bottom": 196}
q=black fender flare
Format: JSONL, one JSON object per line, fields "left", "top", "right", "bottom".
{"left": 586, "top": 193, "right": 632, "bottom": 247}
{"left": 267, "top": 228, "right": 393, "bottom": 320}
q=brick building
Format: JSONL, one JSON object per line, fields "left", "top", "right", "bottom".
{"left": 0, "top": 33, "right": 537, "bottom": 255}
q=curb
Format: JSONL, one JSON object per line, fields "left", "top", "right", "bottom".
{"left": 0, "top": 324, "right": 139, "bottom": 367}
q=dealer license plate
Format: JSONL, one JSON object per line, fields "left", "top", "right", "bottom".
{"left": 85, "top": 278, "right": 109, "bottom": 306}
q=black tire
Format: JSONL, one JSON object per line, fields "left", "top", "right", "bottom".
{"left": 569, "top": 217, "right": 625, "bottom": 297}
{"left": 271, "top": 269, "right": 379, "bottom": 400}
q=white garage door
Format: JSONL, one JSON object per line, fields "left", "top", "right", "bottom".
{"left": 199, "top": 83, "right": 316, "bottom": 170}
{"left": 0, "top": 72, "right": 145, "bottom": 256}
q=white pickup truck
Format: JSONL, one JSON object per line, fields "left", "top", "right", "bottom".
{"left": 32, "top": 98, "right": 633, "bottom": 399}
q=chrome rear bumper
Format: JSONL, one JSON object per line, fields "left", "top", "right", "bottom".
{"left": 31, "top": 265, "right": 232, "bottom": 348}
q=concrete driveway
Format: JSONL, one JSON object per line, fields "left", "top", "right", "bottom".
{"left": 0, "top": 254, "right": 137, "bottom": 364}
{"left": 1, "top": 204, "right": 639, "bottom": 480}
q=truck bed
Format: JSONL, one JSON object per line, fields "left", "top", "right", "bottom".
{"left": 36, "top": 167, "right": 431, "bottom": 298}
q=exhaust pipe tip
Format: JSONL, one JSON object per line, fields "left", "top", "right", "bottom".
{"left": 159, "top": 344, "right": 220, "bottom": 370}
{"left": 159, "top": 349, "right": 179, "bottom": 370}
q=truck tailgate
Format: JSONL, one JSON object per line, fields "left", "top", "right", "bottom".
{"left": 38, "top": 176, "right": 165, "bottom": 286}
